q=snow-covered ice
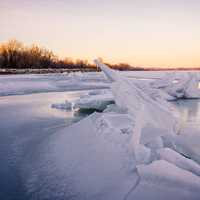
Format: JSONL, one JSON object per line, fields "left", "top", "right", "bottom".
{"left": 157, "top": 148, "right": 200, "bottom": 176}
{"left": 94, "top": 60, "right": 179, "bottom": 152}
{"left": 152, "top": 71, "right": 200, "bottom": 99}
{"left": 22, "top": 109, "right": 200, "bottom": 200}
{"left": 92, "top": 60, "right": 200, "bottom": 198}
{"left": 23, "top": 113, "right": 137, "bottom": 200}
{"left": 1, "top": 68, "right": 200, "bottom": 199}
{"left": 0, "top": 73, "right": 109, "bottom": 96}
{"left": 134, "top": 160, "right": 200, "bottom": 199}
{"left": 73, "top": 89, "right": 114, "bottom": 111}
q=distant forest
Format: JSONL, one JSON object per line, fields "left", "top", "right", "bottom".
{"left": 0, "top": 40, "right": 199, "bottom": 73}
{"left": 0, "top": 39, "right": 142, "bottom": 71}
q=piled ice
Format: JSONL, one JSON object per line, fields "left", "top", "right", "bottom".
{"left": 25, "top": 106, "right": 200, "bottom": 199}
{"left": 73, "top": 89, "right": 114, "bottom": 111}
{"left": 92, "top": 60, "right": 200, "bottom": 198}
{"left": 137, "top": 160, "right": 200, "bottom": 194}
{"left": 94, "top": 59, "right": 179, "bottom": 154}
{"left": 51, "top": 88, "right": 115, "bottom": 112}
{"left": 12, "top": 65, "right": 200, "bottom": 199}
{"left": 152, "top": 72, "right": 200, "bottom": 99}
{"left": 24, "top": 98, "right": 200, "bottom": 199}
{"left": 150, "top": 72, "right": 177, "bottom": 89}
{"left": 157, "top": 148, "right": 200, "bottom": 176}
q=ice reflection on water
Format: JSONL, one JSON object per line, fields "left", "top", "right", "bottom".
{"left": 173, "top": 99, "right": 200, "bottom": 131}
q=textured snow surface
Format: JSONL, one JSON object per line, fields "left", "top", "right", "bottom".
{"left": 23, "top": 111, "right": 200, "bottom": 200}
{"left": 23, "top": 113, "right": 137, "bottom": 200}
{"left": 1, "top": 70, "right": 200, "bottom": 199}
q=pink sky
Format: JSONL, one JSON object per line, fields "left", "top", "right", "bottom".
{"left": 1, "top": 0, "right": 200, "bottom": 68}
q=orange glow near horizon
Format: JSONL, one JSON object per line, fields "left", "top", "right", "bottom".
{"left": 1, "top": 1, "right": 200, "bottom": 68}
{"left": 58, "top": 49, "right": 200, "bottom": 68}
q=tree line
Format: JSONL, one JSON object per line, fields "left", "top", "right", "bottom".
{"left": 1, "top": 39, "right": 199, "bottom": 71}
{"left": 0, "top": 39, "right": 145, "bottom": 71}
{"left": 0, "top": 39, "right": 95, "bottom": 69}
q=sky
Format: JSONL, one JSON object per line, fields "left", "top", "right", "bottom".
{"left": 0, "top": 0, "right": 200, "bottom": 68}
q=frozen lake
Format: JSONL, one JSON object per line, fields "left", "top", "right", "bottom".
{"left": 1, "top": 70, "right": 200, "bottom": 200}
{"left": 0, "top": 90, "right": 200, "bottom": 199}
{"left": 0, "top": 91, "right": 91, "bottom": 200}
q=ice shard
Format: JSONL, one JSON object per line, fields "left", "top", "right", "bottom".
{"left": 94, "top": 59, "right": 179, "bottom": 160}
